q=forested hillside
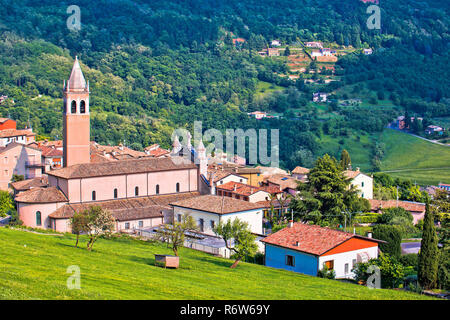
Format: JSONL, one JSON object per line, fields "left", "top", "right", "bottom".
{"left": 0, "top": 0, "right": 449, "bottom": 175}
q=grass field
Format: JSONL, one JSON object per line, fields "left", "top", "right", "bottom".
{"left": 378, "top": 129, "right": 450, "bottom": 185}
{"left": 0, "top": 228, "right": 432, "bottom": 300}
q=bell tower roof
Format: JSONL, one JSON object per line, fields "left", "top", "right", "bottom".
{"left": 67, "top": 56, "right": 87, "bottom": 90}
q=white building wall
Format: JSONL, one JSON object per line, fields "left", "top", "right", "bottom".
{"left": 173, "top": 206, "right": 263, "bottom": 236}
{"left": 216, "top": 174, "right": 248, "bottom": 186}
{"left": 318, "top": 246, "right": 379, "bottom": 279}
{"left": 351, "top": 174, "right": 373, "bottom": 199}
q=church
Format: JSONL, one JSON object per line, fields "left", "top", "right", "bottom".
{"left": 15, "top": 57, "right": 204, "bottom": 232}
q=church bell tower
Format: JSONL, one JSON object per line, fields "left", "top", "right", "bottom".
{"left": 63, "top": 56, "right": 90, "bottom": 167}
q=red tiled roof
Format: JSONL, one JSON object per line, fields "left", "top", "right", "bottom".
{"left": 262, "top": 223, "right": 379, "bottom": 256}
{"left": 171, "top": 195, "right": 265, "bottom": 215}
{"left": 15, "top": 186, "right": 68, "bottom": 203}
{"left": 264, "top": 174, "right": 300, "bottom": 190}
{"left": 217, "top": 181, "right": 266, "bottom": 196}
{"left": 48, "top": 156, "right": 197, "bottom": 179}
{"left": 0, "top": 142, "right": 42, "bottom": 154}
{"left": 10, "top": 177, "right": 48, "bottom": 191}
{"left": 368, "top": 199, "right": 426, "bottom": 213}
{"left": 292, "top": 166, "right": 310, "bottom": 175}
{"left": 0, "top": 129, "right": 36, "bottom": 138}
{"left": 39, "top": 145, "right": 63, "bottom": 158}
{"left": 343, "top": 169, "right": 361, "bottom": 179}
{"left": 49, "top": 192, "right": 200, "bottom": 220}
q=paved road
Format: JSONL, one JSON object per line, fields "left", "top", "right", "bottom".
{"left": 401, "top": 242, "right": 421, "bottom": 254}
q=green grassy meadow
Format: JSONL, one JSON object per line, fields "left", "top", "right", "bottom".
{"left": 378, "top": 129, "right": 450, "bottom": 185}
{"left": 0, "top": 228, "right": 432, "bottom": 300}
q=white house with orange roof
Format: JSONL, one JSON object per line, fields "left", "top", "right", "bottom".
{"left": 262, "top": 222, "right": 382, "bottom": 278}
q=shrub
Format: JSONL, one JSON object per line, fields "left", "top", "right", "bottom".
{"left": 399, "top": 253, "right": 418, "bottom": 271}
{"left": 378, "top": 207, "right": 413, "bottom": 224}
{"left": 318, "top": 266, "right": 336, "bottom": 279}
{"left": 372, "top": 224, "right": 402, "bottom": 258}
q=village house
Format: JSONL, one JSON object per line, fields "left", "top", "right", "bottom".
{"left": 267, "top": 48, "right": 280, "bottom": 57}
{"left": 271, "top": 40, "right": 281, "bottom": 47}
{"left": 0, "top": 118, "right": 36, "bottom": 147}
{"left": 363, "top": 48, "right": 373, "bottom": 55}
{"left": 344, "top": 168, "right": 373, "bottom": 199}
{"left": 39, "top": 145, "right": 63, "bottom": 172}
{"left": 291, "top": 166, "right": 310, "bottom": 182}
{"left": 368, "top": 199, "right": 426, "bottom": 224}
{"left": 425, "top": 125, "right": 444, "bottom": 135}
{"left": 0, "top": 142, "right": 43, "bottom": 190}
{"left": 247, "top": 111, "right": 267, "bottom": 119}
{"left": 14, "top": 57, "right": 203, "bottom": 232}
{"left": 312, "top": 92, "right": 328, "bottom": 102}
{"left": 216, "top": 181, "right": 281, "bottom": 203}
{"left": 171, "top": 194, "right": 265, "bottom": 236}
{"left": 262, "top": 222, "right": 382, "bottom": 278}
{"left": 261, "top": 174, "right": 300, "bottom": 195}
{"left": 305, "top": 42, "right": 323, "bottom": 48}
{"left": 438, "top": 183, "right": 450, "bottom": 192}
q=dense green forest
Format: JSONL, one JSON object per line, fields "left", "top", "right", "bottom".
{"left": 0, "top": 0, "right": 449, "bottom": 175}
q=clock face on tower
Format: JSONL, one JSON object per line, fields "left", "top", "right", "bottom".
{"left": 63, "top": 57, "right": 91, "bottom": 167}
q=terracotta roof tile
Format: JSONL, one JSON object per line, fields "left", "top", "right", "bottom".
{"left": 10, "top": 177, "right": 48, "bottom": 191}
{"left": 264, "top": 174, "right": 300, "bottom": 190}
{"left": 292, "top": 166, "right": 310, "bottom": 174}
{"left": 15, "top": 186, "right": 68, "bottom": 203}
{"left": 48, "top": 156, "right": 197, "bottom": 179}
{"left": 368, "top": 199, "right": 425, "bottom": 213}
{"left": 0, "top": 129, "right": 35, "bottom": 138}
{"left": 171, "top": 195, "right": 265, "bottom": 215}
{"left": 49, "top": 192, "right": 200, "bottom": 220}
{"left": 39, "top": 145, "right": 63, "bottom": 157}
{"left": 262, "top": 223, "right": 379, "bottom": 256}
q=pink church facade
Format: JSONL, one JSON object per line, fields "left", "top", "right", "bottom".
{"left": 15, "top": 57, "right": 202, "bottom": 233}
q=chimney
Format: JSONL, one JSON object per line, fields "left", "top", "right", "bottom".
{"left": 288, "top": 220, "right": 294, "bottom": 228}
{"left": 209, "top": 172, "right": 216, "bottom": 195}
{"left": 367, "top": 232, "right": 372, "bottom": 238}
{"left": 233, "top": 184, "right": 237, "bottom": 192}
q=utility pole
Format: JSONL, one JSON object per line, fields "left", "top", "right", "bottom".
{"left": 396, "top": 186, "right": 399, "bottom": 208}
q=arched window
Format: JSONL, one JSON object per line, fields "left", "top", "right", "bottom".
{"left": 176, "top": 183, "right": 180, "bottom": 193}
{"left": 92, "top": 191, "right": 96, "bottom": 201}
{"left": 156, "top": 184, "right": 160, "bottom": 195}
{"left": 135, "top": 186, "right": 139, "bottom": 196}
{"left": 71, "top": 100, "right": 77, "bottom": 114}
{"left": 80, "top": 100, "right": 86, "bottom": 113}
{"left": 36, "top": 211, "right": 42, "bottom": 226}
{"left": 114, "top": 188, "right": 118, "bottom": 199}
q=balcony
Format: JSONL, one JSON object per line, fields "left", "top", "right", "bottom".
{"left": 26, "top": 160, "right": 44, "bottom": 168}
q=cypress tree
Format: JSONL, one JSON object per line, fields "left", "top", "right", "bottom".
{"left": 339, "top": 149, "right": 351, "bottom": 170}
{"left": 418, "top": 203, "right": 439, "bottom": 289}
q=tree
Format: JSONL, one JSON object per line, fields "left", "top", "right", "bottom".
{"left": 214, "top": 218, "right": 258, "bottom": 268}
{"left": 372, "top": 224, "right": 402, "bottom": 258}
{"left": 11, "top": 174, "right": 24, "bottom": 183}
{"left": 284, "top": 46, "right": 290, "bottom": 56}
{"left": 418, "top": 203, "right": 439, "bottom": 289}
{"left": 156, "top": 214, "right": 198, "bottom": 256}
{"left": 0, "top": 190, "right": 14, "bottom": 218}
{"left": 339, "top": 149, "right": 351, "bottom": 170}
{"left": 290, "top": 154, "right": 359, "bottom": 223}
{"left": 82, "top": 206, "right": 115, "bottom": 251}
{"left": 70, "top": 212, "right": 89, "bottom": 248}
